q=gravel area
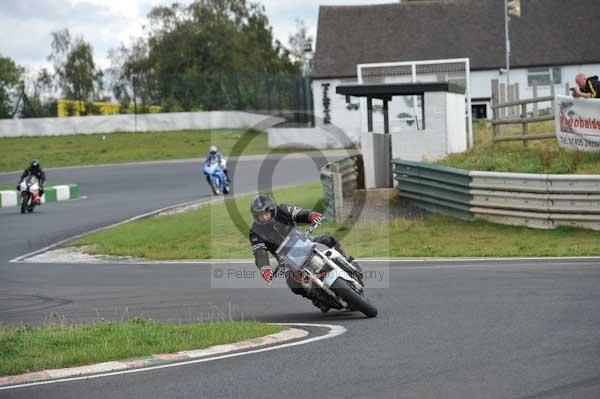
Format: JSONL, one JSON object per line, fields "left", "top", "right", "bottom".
{"left": 342, "top": 190, "right": 426, "bottom": 224}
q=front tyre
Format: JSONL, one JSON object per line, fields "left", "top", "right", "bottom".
{"left": 210, "top": 178, "right": 220, "bottom": 195}
{"left": 331, "top": 279, "right": 377, "bottom": 318}
{"left": 20, "top": 192, "right": 30, "bottom": 214}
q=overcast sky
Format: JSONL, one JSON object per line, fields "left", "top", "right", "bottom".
{"left": 1, "top": 0, "right": 395, "bottom": 74}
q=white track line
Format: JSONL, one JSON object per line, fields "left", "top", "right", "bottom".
{"left": 10, "top": 197, "right": 218, "bottom": 262}
{"left": 0, "top": 323, "right": 346, "bottom": 391}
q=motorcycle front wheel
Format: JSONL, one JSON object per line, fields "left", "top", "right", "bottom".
{"left": 20, "top": 192, "right": 30, "bottom": 214}
{"left": 210, "top": 178, "right": 220, "bottom": 195}
{"left": 331, "top": 279, "right": 378, "bottom": 318}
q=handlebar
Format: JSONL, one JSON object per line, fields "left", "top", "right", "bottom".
{"left": 305, "top": 216, "right": 325, "bottom": 238}
{"left": 269, "top": 216, "right": 325, "bottom": 284}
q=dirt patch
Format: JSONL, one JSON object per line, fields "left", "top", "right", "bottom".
{"left": 342, "top": 189, "right": 425, "bottom": 224}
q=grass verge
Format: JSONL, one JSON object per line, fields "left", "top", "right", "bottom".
{"left": 0, "top": 318, "right": 282, "bottom": 376}
{"left": 0, "top": 129, "right": 305, "bottom": 172}
{"left": 73, "top": 182, "right": 600, "bottom": 259}
{"left": 73, "top": 183, "right": 324, "bottom": 259}
{"left": 437, "top": 121, "right": 600, "bottom": 173}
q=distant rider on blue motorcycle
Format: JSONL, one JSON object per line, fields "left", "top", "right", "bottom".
{"left": 204, "top": 145, "right": 230, "bottom": 183}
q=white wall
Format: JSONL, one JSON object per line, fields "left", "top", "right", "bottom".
{"left": 0, "top": 111, "right": 285, "bottom": 137}
{"left": 267, "top": 126, "right": 353, "bottom": 149}
{"left": 360, "top": 91, "right": 466, "bottom": 188}
{"left": 446, "top": 92, "right": 468, "bottom": 153}
{"left": 313, "top": 64, "right": 600, "bottom": 129}
{"left": 311, "top": 78, "right": 362, "bottom": 144}
{"left": 312, "top": 78, "right": 426, "bottom": 144}
{"left": 390, "top": 91, "right": 466, "bottom": 162}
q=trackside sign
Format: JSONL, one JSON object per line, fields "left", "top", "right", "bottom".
{"left": 555, "top": 95, "right": 600, "bottom": 152}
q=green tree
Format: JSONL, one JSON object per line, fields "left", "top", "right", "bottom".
{"left": 49, "top": 29, "right": 102, "bottom": 114}
{"left": 20, "top": 68, "right": 57, "bottom": 118}
{"left": 288, "top": 19, "right": 313, "bottom": 76}
{"left": 0, "top": 54, "right": 24, "bottom": 118}
{"left": 110, "top": 0, "right": 300, "bottom": 111}
{"left": 109, "top": 38, "right": 155, "bottom": 114}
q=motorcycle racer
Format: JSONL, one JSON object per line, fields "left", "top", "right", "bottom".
{"left": 18, "top": 159, "right": 46, "bottom": 203}
{"left": 204, "top": 145, "right": 230, "bottom": 183}
{"left": 249, "top": 193, "right": 361, "bottom": 311}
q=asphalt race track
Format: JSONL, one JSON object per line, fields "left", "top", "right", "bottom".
{"left": 1, "top": 155, "right": 599, "bottom": 399}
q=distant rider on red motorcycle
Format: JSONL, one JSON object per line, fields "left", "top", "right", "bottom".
{"left": 17, "top": 159, "right": 46, "bottom": 203}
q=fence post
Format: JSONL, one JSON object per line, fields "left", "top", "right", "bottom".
{"left": 330, "top": 163, "right": 343, "bottom": 223}
{"left": 491, "top": 79, "right": 499, "bottom": 143}
{"left": 513, "top": 83, "right": 521, "bottom": 115}
{"left": 565, "top": 82, "right": 570, "bottom": 95}
{"left": 521, "top": 102, "right": 528, "bottom": 147}
{"left": 507, "top": 84, "right": 514, "bottom": 117}
{"left": 532, "top": 80, "right": 538, "bottom": 117}
{"left": 499, "top": 83, "right": 506, "bottom": 119}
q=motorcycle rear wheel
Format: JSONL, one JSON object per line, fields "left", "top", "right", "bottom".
{"left": 331, "top": 279, "right": 378, "bottom": 318}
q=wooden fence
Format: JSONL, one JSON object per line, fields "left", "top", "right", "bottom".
{"left": 491, "top": 79, "right": 571, "bottom": 145}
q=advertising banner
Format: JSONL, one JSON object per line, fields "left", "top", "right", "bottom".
{"left": 555, "top": 95, "right": 600, "bottom": 152}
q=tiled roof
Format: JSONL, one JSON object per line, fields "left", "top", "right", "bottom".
{"left": 313, "top": 0, "right": 600, "bottom": 78}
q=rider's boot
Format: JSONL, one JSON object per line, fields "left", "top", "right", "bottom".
{"left": 296, "top": 286, "right": 330, "bottom": 313}
{"left": 311, "top": 297, "right": 330, "bottom": 313}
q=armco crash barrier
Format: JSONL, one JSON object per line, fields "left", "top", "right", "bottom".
{"left": 0, "top": 184, "right": 79, "bottom": 208}
{"left": 392, "top": 159, "right": 600, "bottom": 231}
{"left": 320, "top": 156, "right": 363, "bottom": 223}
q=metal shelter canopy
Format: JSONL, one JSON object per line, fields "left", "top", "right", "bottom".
{"left": 336, "top": 82, "right": 465, "bottom": 133}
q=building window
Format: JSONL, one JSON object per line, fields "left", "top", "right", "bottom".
{"left": 527, "top": 67, "right": 561, "bottom": 86}
{"left": 472, "top": 104, "right": 487, "bottom": 119}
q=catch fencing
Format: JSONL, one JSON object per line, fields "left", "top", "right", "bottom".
{"left": 393, "top": 159, "right": 600, "bottom": 230}
{"left": 320, "top": 155, "right": 364, "bottom": 223}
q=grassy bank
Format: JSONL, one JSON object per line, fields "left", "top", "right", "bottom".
{"left": 74, "top": 184, "right": 324, "bottom": 259}
{"left": 437, "top": 121, "right": 600, "bottom": 173}
{"left": 73, "top": 182, "right": 600, "bottom": 259}
{"left": 0, "top": 319, "right": 282, "bottom": 376}
{"left": 5, "top": 120, "right": 600, "bottom": 174}
{"left": 0, "top": 129, "right": 301, "bottom": 172}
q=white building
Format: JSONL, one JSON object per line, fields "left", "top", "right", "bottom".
{"left": 311, "top": 0, "right": 600, "bottom": 146}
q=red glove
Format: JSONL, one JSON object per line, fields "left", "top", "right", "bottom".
{"left": 309, "top": 211, "right": 322, "bottom": 224}
{"left": 260, "top": 266, "right": 273, "bottom": 283}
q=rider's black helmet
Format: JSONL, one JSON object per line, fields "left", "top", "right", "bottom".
{"left": 30, "top": 159, "right": 40, "bottom": 169}
{"left": 250, "top": 193, "right": 277, "bottom": 224}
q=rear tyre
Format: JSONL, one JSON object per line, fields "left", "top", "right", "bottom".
{"left": 330, "top": 279, "right": 377, "bottom": 318}
{"left": 20, "top": 193, "right": 29, "bottom": 214}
